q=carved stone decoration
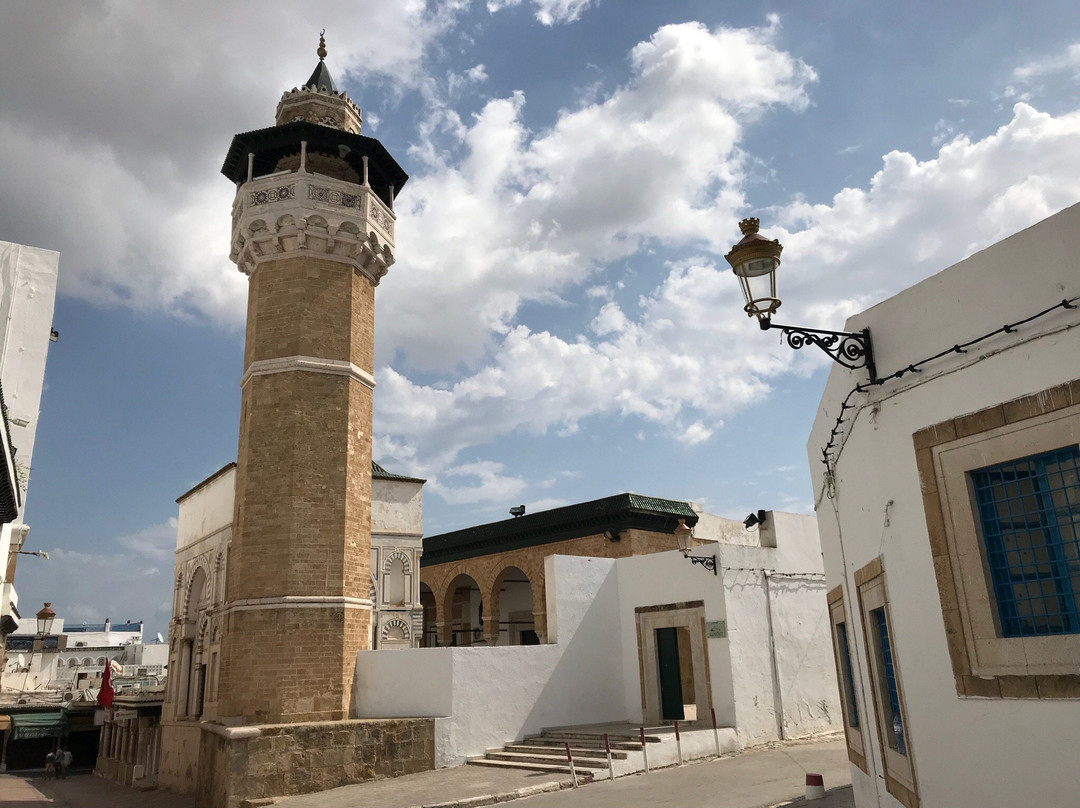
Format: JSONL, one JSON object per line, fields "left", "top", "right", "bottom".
{"left": 250, "top": 185, "right": 296, "bottom": 206}
{"left": 231, "top": 172, "right": 395, "bottom": 281}
{"left": 381, "top": 617, "right": 411, "bottom": 642}
{"left": 383, "top": 549, "right": 412, "bottom": 575}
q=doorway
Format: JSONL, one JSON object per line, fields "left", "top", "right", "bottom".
{"left": 636, "top": 601, "right": 711, "bottom": 725}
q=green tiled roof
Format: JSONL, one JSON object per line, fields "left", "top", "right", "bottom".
{"left": 422, "top": 492, "right": 698, "bottom": 566}
{"left": 371, "top": 461, "right": 426, "bottom": 484}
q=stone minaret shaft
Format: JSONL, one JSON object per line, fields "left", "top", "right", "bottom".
{"left": 215, "top": 42, "right": 406, "bottom": 724}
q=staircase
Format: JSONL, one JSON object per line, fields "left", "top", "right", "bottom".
{"left": 467, "top": 726, "right": 663, "bottom": 776}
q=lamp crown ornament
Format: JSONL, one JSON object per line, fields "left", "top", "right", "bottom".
{"left": 738, "top": 217, "right": 759, "bottom": 235}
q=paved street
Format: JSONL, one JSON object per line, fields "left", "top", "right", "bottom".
{"left": 0, "top": 737, "right": 851, "bottom": 808}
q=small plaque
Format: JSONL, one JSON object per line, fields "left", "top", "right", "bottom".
{"left": 706, "top": 620, "right": 727, "bottom": 639}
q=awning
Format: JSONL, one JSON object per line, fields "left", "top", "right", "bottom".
{"left": 10, "top": 712, "right": 68, "bottom": 740}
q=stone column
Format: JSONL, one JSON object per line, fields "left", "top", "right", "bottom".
{"left": 482, "top": 615, "right": 500, "bottom": 646}
{"left": 176, "top": 641, "right": 192, "bottom": 717}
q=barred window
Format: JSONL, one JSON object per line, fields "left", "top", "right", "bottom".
{"left": 970, "top": 446, "right": 1080, "bottom": 637}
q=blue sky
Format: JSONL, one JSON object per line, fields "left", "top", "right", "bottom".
{"left": 3, "top": 0, "right": 1080, "bottom": 639}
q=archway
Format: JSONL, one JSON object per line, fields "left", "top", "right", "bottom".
{"left": 493, "top": 566, "right": 537, "bottom": 646}
{"left": 444, "top": 574, "right": 482, "bottom": 647}
{"left": 420, "top": 583, "right": 437, "bottom": 647}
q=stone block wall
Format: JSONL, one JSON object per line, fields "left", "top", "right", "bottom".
{"left": 198, "top": 718, "right": 435, "bottom": 808}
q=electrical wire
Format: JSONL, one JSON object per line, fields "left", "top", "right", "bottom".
{"left": 820, "top": 296, "right": 1079, "bottom": 476}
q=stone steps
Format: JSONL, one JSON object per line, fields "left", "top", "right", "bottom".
{"left": 465, "top": 757, "right": 594, "bottom": 777}
{"left": 482, "top": 750, "right": 611, "bottom": 769}
{"left": 500, "top": 743, "right": 630, "bottom": 760}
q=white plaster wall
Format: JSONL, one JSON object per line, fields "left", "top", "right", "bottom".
{"left": 808, "top": 202, "right": 1080, "bottom": 808}
{"left": 355, "top": 555, "right": 627, "bottom": 766}
{"left": 611, "top": 549, "right": 735, "bottom": 727}
{"left": 371, "top": 478, "right": 423, "bottom": 536}
{"left": 718, "top": 515, "right": 839, "bottom": 745}
{"left": 0, "top": 241, "right": 59, "bottom": 498}
{"left": 176, "top": 467, "right": 235, "bottom": 552}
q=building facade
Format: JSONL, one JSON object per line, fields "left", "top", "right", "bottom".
{"left": 810, "top": 203, "right": 1080, "bottom": 808}
{"left": 0, "top": 242, "right": 59, "bottom": 668}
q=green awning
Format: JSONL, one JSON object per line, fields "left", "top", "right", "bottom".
{"left": 10, "top": 712, "right": 68, "bottom": 740}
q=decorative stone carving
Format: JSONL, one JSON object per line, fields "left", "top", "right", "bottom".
{"left": 231, "top": 171, "right": 395, "bottom": 284}
{"left": 381, "top": 617, "right": 411, "bottom": 641}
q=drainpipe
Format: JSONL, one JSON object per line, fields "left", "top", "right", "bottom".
{"left": 764, "top": 570, "right": 785, "bottom": 740}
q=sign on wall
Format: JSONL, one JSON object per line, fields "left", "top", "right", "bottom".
{"left": 705, "top": 620, "right": 727, "bottom": 639}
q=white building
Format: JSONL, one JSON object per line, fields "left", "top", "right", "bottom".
{"left": 809, "top": 202, "right": 1080, "bottom": 808}
{"left": 0, "top": 242, "right": 59, "bottom": 650}
{"left": 2, "top": 614, "right": 166, "bottom": 694}
{"left": 355, "top": 508, "right": 840, "bottom": 767}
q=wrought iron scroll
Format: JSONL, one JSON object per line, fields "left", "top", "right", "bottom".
{"left": 769, "top": 323, "right": 876, "bottom": 382}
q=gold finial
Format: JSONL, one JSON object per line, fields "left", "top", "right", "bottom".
{"left": 738, "top": 217, "right": 760, "bottom": 236}
{"left": 317, "top": 30, "right": 327, "bottom": 61}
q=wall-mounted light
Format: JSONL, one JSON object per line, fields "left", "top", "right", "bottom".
{"left": 743, "top": 510, "right": 767, "bottom": 530}
{"left": 675, "top": 518, "right": 716, "bottom": 575}
{"left": 603, "top": 529, "right": 622, "bottom": 542}
{"left": 726, "top": 218, "right": 876, "bottom": 382}
{"left": 509, "top": 505, "right": 526, "bottom": 518}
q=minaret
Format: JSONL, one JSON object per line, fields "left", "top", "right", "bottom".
{"left": 216, "top": 35, "right": 407, "bottom": 724}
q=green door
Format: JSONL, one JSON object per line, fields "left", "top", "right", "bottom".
{"left": 656, "top": 627, "right": 685, "bottom": 721}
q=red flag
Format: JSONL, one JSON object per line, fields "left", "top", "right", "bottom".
{"left": 97, "top": 659, "right": 114, "bottom": 707}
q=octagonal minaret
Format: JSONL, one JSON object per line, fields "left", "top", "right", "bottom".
{"left": 216, "top": 36, "right": 407, "bottom": 724}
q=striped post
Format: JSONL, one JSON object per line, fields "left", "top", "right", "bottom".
{"left": 674, "top": 719, "right": 683, "bottom": 765}
{"left": 564, "top": 742, "right": 579, "bottom": 788}
{"left": 604, "top": 733, "right": 615, "bottom": 781}
{"left": 640, "top": 726, "right": 649, "bottom": 773}
{"left": 806, "top": 773, "right": 825, "bottom": 800}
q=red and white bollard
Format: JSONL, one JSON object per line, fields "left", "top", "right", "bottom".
{"left": 805, "top": 773, "right": 826, "bottom": 800}
{"left": 674, "top": 719, "right": 683, "bottom": 765}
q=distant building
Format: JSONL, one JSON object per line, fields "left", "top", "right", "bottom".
{"left": 0, "top": 612, "right": 165, "bottom": 773}
{"left": 810, "top": 203, "right": 1080, "bottom": 807}
{"left": 0, "top": 242, "right": 59, "bottom": 667}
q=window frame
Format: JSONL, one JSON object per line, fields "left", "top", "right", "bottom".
{"left": 856, "top": 559, "right": 918, "bottom": 808}
{"left": 827, "top": 586, "right": 866, "bottom": 772}
{"left": 914, "top": 380, "right": 1080, "bottom": 699}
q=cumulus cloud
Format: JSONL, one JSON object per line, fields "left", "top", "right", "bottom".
{"left": 378, "top": 99, "right": 1080, "bottom": 493}
{"left": 382, "top": 18, "right": 816, "bottom": 370}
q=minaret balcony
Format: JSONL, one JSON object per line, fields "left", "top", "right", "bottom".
{"left": 230, "top": 169, "right": 397, "bottom": 283}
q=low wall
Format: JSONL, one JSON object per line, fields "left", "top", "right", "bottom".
{"left": 197, "top": 718, "right": 434, "bottom": 808}
{"left": 356, "top": 555, "right": 627, "bottom": 766}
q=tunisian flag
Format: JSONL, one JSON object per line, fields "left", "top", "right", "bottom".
{"left": 97, "top": 659, "right": 114, "bottom": 707}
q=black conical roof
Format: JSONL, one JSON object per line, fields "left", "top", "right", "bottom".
{"left": 306, "top": 60, "right": 336, "bottom": 93}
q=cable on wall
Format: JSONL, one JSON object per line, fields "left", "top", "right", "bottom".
{"left": 820, "top": 296, "right": 1079, "bottom": 478}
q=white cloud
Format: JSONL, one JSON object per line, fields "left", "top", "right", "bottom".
{"left": 378, "top": 100, "right": 1080, "bottom": 501}
{"left": 486, "top": 0, "right": 597, "bottom": 25}
{"left": 382, "top": 18, "right": 816, "bottom": 371}
{"left": 1012, "top": 43, "right": 1080, "bottom": 81}
{"left": 426, "top": 460, "right": 528, "bottom": 505}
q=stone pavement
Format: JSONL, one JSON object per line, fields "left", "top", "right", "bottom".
{"left": 0, "top": 737, "right": 850, "bottom": 808}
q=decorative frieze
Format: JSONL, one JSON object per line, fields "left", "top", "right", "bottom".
{"left": 249, "top": 185, "right": 296, "bottom": 205}
{"left": 308, "top": 184, "right": 363, "bottom": 210}
{"left": 368, "top": 200, "right": 394, "bottom": 236}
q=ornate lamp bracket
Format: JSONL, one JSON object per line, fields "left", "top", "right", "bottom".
{"left": 688, "top": 555, "right": 718, "bottom": 575}
{"left": 762, "top": 320, "right": 877, "bottom": 382}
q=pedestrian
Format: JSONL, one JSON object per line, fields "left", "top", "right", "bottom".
{"left": 44, "top": 749, "right": 55, "bottom": 780}
{"left": 59, "top": 746, "right": 72, "bottom": 778}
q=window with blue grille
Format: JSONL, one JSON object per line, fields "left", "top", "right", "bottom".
{"left": 836, "top": 621, "right": 859, "bottom": 728}
{"left": 871, "top": 607, "right": 906, "bottom": 756}
{"left": 970, "top": 446, "right": 1080, "bottom": 637}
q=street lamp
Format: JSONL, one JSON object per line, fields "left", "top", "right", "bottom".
{"left": 675, "top": 519, "right": 716, "bottom": 575}
{"left": 35, "top": 602, "right": 55, "bottom": 636}
{"left": 726, "top": 218, "right": 877, "bottom": 382}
